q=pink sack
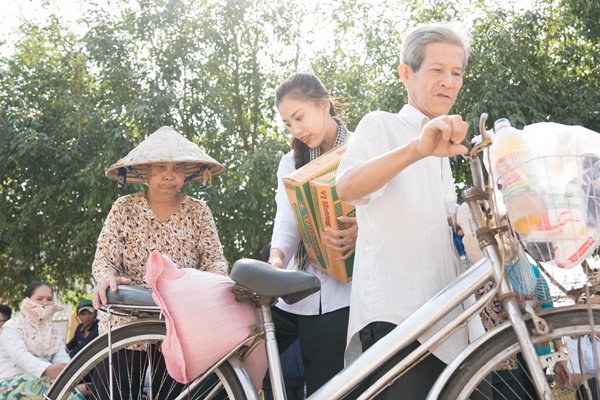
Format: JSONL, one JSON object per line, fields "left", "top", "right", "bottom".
{"left": 144, "top": 250, "right": 267, "bottom": 389}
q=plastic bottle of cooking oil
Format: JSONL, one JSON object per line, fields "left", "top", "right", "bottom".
{"left": 489, "top": 118, "right": 545, "bottom": 235}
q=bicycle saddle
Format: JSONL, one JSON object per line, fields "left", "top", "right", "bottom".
{"left": 230, "top": 258, "right": 321, "bottom": 304}
{"left": 106, "top": 285, "right": 157, "bottom": 306}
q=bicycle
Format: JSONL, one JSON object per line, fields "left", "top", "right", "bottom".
{"left": 48, "top": 113, "right": 600, "bottom": 400}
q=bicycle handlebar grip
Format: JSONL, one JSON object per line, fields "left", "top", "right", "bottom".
{"left": 106, "top": 285, "right": 157, "bottom": 306}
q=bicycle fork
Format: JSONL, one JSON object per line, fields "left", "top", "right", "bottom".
{"left": 483, "top": 242, "right": 554, "bottom": 399}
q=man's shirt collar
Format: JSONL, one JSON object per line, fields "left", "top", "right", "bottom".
{"left": 399, "top": 104, "right": 430, "bottom": 132}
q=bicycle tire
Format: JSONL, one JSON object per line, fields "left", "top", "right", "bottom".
{"left": 438, "top": 307, "right": 600, "bottom": 400}
{"left": 47, "top": 319, "right": 249, "bottom": 400}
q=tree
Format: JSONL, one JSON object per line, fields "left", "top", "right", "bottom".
{"left": 0, "top": 19, "right": 127, "bottom": 304}
{"left": 1, "top": 0, "right": 599, "bottom": 305}
{"left": 0, "top": 0, "right": 295, "bottom": 304}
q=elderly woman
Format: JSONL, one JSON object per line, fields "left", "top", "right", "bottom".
{"left": 0, "top": 282, "right": 85, "bottom": 399}
{"left": 90, "top": 126, "right": 228, "bottom": 400}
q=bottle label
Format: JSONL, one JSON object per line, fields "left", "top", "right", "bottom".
{"left": 496, "top": 151, "right": 533, "bottom": 201}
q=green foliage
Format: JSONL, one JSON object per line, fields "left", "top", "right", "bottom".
{"left": 562, "top": 0, "right": 600, "bottom": 41}
{"left": 0, "top": 0, "right": 598, "bottom": 305}
{"left": 0, "top": 20, "right": 127, "bottom": 306}
{"left": 0, "top": 0, "right": 292, "bottom": 305}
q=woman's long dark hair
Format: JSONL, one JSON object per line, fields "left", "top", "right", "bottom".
{"left": 275, "top": 73, "right": 338, "bottom": 169}
{"left": 23, "top": 281, "right": 53, "bottom": 299}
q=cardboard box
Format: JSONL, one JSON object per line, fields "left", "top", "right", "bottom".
{"left": 309, "top": 171, "right": 355, "bottom": 282}
{"left": 282, "top": 143, "right": 354, "bottom": 282}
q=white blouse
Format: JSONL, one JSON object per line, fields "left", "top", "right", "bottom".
{"left": 0, "top": 326, "right": 70, "bottom": 379}
{"left": 271, "top": 151, "right": 352, "bottom": 316}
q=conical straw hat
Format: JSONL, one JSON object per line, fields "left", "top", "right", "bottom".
{"left": 106, "top": 126, "right": 225, "bottom": 186}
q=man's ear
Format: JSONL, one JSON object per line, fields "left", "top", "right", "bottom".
{"left": 398, "top": 63, "right": 412, "bottom": 85}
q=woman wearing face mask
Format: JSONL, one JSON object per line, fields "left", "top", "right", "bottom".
{"left": 267, "top": 72, "right": 357, "bottom": 395}
{"left": 0, "top": 282, "right": 85, "bottom": 399}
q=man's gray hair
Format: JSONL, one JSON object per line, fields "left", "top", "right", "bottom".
{"left": 401, "top": 22, "right": 471, "bottom": 72}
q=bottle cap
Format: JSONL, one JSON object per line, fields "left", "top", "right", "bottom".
{"left": 494, "top": 118, "right": 512, "bottom": 133}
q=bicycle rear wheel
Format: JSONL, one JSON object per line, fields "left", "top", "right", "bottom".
{"left": 47, "top": 319, "right": 249, "bottom": 400}
{"left": 439, "top": 307, "right": 600, "bottom": 400}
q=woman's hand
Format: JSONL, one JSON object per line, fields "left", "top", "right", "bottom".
{"left": 324, "top": 216, "right": 358, "bottom": 260}
{"left": 553, "top": 360, "right": 571, "bottom": 389}
{"left": 92, "top": 276, "right": 132, "bottom": 309}
{"left": 268, "top": 248, "right": 285, "bottom": 268}
{"left": 43, "top": 362, "right": 67, "bottom": 380}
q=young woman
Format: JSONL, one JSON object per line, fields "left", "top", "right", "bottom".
{"left": 0, "top": 282, "right": 85, "bottom": 399}
{"left": 268, "top": 72, "right": 357, "bottom": 395}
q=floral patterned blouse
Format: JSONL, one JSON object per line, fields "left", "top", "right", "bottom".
{"left": 92, "top": 191, "right": 228, "bottom": 332}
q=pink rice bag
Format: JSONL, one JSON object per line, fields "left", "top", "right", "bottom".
{"left": 145, "top": 250, "right": 267, "bottom": 389}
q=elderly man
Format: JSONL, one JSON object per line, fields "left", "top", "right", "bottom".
{"left": 336, "top": 22, "right": 472, "bottom": 399}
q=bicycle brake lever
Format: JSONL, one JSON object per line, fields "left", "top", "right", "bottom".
{"left": 460, "top": 137, "right": 473, "bottom": 154}
{"left": 460, "top": 137, "right": 472, "bottom": 151}
{"left": 459, "top": 137, "right": 475, "bottom": 160}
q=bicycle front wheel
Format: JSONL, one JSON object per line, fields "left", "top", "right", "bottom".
{"left": 439, "top": 307, "right": 600, "bottom": 400}
{"left": 47, "top": 319, "right": 249, "bottom": 400}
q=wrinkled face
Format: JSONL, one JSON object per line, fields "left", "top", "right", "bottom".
{"left": 278, "top": 96, "right": 330, "bottom": 149}
{"left": 400, "top": 42, "right": 465, "bottom": 119}
{"left": 147, "top": 162, "right": 186, "bottom": 194}
{"left": 78, "top": 309, "right": 96, "bottom": 326}
{"left": 30, "top": 285, "right": 54, "bottom": 307}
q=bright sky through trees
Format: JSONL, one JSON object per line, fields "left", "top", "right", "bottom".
{"left": 1, "top": 0, "right": 596, "bottom": 304}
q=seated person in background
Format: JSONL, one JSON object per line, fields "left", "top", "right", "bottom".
{"left": 66, "top": 299, "right": 99, "bottom": 358}
{"left": 0, "top": 304, "right": 12, "bottom": 328}
{"left": 0, "top": 282, "right": 85, "bottom": 399}
{"left": 567, "top": 294, "right": 600, "bottom": 400}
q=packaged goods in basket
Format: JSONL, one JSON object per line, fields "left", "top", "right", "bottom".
{"left": 490, "top": 119, "right": 600, "bottom": 269}
{"left": 489, "top": 118, "right": 546, "bottom": 235}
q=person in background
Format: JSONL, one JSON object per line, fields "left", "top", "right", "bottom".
{"left": 567, "top": 294, "right": 600, "bottom": 400}
{"left": 90, "top": 126, "right": 228, "bottom": 400}
{"left": 336, "top": 22, "right": 472, "bottom": 399}
{"left": 267, "top": 72, "right": 357, "bottom": 395}
{"left": 0, "top": 304, "right": 12, "bottom": 328}
{"left": 66, "top": 298, "right": 99, "bottom": 358}
{"left": 0, "top": 282, "right": 85, "bottom": 399}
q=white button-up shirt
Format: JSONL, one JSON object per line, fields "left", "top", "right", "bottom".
{"left": 271, "top": 151, "right": 352, "bottom": 315}
{"left": 567, "top": 334, "right": 600, "bottom": 375}
{"left": 337, "top": 105, "right": 468, "bottom": 363}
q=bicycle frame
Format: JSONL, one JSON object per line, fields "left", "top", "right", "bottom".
{"left": 63, "top": 115, "right": 563, "bottom": 400}
{"left": 303, "top": 113, "right": 554, "bottom": 399}
{"left": 307, "top": 255, "right": 496, "bottom": 399}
